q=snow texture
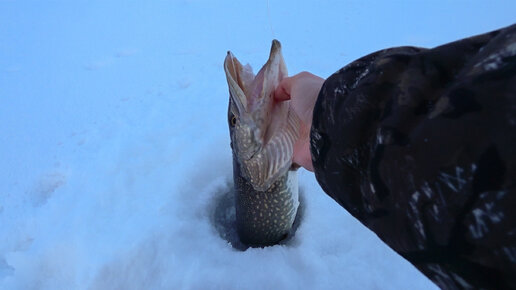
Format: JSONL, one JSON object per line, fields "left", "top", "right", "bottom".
{"left": 1, "top": 1, "right": 514, "bottom": 289}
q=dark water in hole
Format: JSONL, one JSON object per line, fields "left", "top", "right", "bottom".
{"left": 210, "top": 183, "right": 305, "bottom": 251}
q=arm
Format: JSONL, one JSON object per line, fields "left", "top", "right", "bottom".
{"left": 278, "top": 23, "right": 516, "bottom": 289}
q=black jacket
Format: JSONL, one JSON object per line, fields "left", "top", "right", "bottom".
{"left": 310, "top": 24, "right": 516, "bottom": 289}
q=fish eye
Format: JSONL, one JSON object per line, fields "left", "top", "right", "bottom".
{"left": 230, "top": 115, "right": 237, "bottom": 126}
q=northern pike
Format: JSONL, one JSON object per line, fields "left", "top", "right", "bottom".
{"left": 224, "top": 40, "right": 300, "bottom": 246}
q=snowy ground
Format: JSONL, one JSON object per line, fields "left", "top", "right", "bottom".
{"left": 1, "top": 1, "right": 514, "bottom": 289}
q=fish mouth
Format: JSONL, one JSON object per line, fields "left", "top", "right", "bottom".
{"left": 224, "top": 40, "right": 286, "bottom": 110}
{"left": 224, "top": 40, "right": 300, "bottom": 191}
{"left": 224, "top": 40, "right": 288, "bottom": 144}
{"left": 224, "top": 51, "right": 251, "bottom": 117}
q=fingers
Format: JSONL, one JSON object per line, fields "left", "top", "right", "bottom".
{"left": 274, "top": 72, "right": 324, "bottom": 102}
{"left": 274, "top": 77, "right": 294, "bottom": 102}
{"left": 293, "top": 137, "right": 314, "bottom": 172}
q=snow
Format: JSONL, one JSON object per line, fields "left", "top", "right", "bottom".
{"left": 1, "top": 1, "right": 514, "bottom": 289}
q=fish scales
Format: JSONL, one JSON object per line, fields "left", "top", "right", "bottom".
{"left": 233, "top": 157, "right": 299, "bottom": 245}
{"left": 224, "top": 40, "right": 300, "bottom": 246}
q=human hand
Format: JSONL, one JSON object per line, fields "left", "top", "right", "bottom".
{"left": 274, "top": 72, "right": 324, "bottom": 172}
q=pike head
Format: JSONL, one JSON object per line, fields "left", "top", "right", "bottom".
{"left": 224, "top": 40, "right": 299, "bottom": 191}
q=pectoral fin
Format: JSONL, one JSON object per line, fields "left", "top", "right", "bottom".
{"left": 242, "top": 107, "right": 301, "bottom": 191}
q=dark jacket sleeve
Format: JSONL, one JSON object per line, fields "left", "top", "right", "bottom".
{"left": 310, "top": 23, "right": 516, "bottom": 289}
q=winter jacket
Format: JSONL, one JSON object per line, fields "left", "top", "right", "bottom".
{"left": 310, "top": 23, "right": 516, "bottom": 289}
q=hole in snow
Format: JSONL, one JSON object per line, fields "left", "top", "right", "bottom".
{"left": 210, "top": 183, "right": 305, "bottom": 251}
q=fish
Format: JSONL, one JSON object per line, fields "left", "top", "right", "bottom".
{"left": 224, "top": 40, "right": 301, "bottom": 246}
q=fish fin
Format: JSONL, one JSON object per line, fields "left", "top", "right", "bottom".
{"left": 243, "top": 107, "right": 300, "bottom": 191}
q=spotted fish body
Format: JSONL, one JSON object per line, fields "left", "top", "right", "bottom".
{"left": 224, "top": 40, "right": 300, "bottom": 246}
{"left": 233, "top": 156, "right": 299, "bottom": 246}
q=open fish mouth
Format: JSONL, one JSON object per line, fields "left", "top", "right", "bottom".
{"left": 225, "top": 40, "right": 300, "bottom": 191}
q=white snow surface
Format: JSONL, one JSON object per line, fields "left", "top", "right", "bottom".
{"left": 1, "top": 1, "right": 514, "bottom": 289}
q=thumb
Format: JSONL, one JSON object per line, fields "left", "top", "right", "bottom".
{"left": 274, "top": 77, "right": 294, "bottom": 102}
